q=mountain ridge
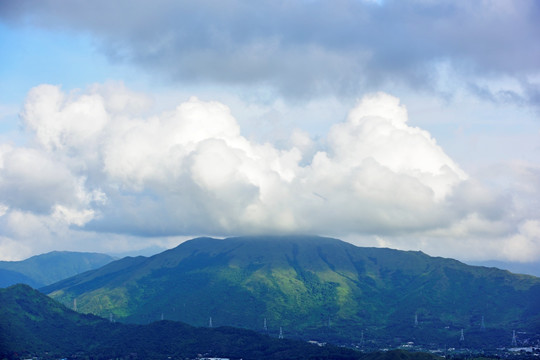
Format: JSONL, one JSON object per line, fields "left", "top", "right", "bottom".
{"left": 42, "top": 235, "right": 540, "bottom": 347}
{"left": 0, "top": 251, "right": 115, "bottom": 288}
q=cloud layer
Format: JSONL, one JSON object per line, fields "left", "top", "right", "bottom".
{"left": 2, "top": 0, "right": 539, "bottom": 104}
{"left": 1, "top": 83, "right": 539, "bottom": 261}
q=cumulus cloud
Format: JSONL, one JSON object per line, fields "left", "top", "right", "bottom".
{"left": 0, "top": 145, "right": 103, "bottom": 214}
{"left": 1, "top": 0, "right": 539, "bottom": 104}
{"left": 93, "top": 90, "right": 468, "bottom": 236}
{"left": 1, "top": 83, "right": 537, "bottom": 262}
{"left": 22, "top": 85, "right": 109, "bottom": 152}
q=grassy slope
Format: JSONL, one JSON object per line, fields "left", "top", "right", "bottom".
{"left": 42, "top": 236, "right": 540, "bottom": 346}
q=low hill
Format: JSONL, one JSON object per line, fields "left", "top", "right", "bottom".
{"left": 0, "top": 283, "right": 425, "bottom": 360}
{"left": 42, "top": 236, "right": 540, "bottom": 348}
{"left": 0, "top": 251, "right": 115, "bottom": 288}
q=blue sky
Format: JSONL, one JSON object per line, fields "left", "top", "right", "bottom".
{"left": 0, "top": 0, "right": 539, "bottom": 269}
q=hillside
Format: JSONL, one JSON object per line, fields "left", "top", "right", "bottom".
{"left": 42, "top": 236, "right": 540, "bottom": 347}
{"left": 0, "top": 283, "right": 412, "bottom": 360}
{"left": 0, "top": 251, "right": 115, "bottom": 288}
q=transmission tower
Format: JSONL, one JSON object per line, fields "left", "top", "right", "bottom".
{"left": 73, "top": 298, "right": 77, "bottom": 312}
{"left": 264, "top": 317, "right": 268, "bottom": 332}
{"left": 279, "top": 326, "right": 283, "bottom": 339}
{"left": 512, "top": 330, "right": 517, "bottom": 347}
{"left": 209, "top": 316, "right": 213, "bottom": 328}
{"left": 460, "top": 329, "right": 465, "bottom": 342}
{"left": 414, "top": 313, "right": 418, "bottom": 327}
{"left": 109, "top": 313, "right": 113, "bottom": 323}
{"left": 161, "top": 313, "right": 164, "bottom": 321}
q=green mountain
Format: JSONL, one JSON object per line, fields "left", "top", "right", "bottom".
{"left": 42, "top": 236, "right": 540, "bottom": 348}
{"left": 1, "top": 283, "right": 430, "bottom": 360}
{"left": 0, "top": 251, "right": 115, "bottom": 288}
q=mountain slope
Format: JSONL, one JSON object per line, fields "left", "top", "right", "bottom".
{"left": 42, "top": 236, "right": 540, "bottom": 347}
{"left": 0, "top": 283, "right": 386, "bottom": 360}
{"left": 0, "top": 268, "right": 39, "bottom": 288}
{"left": 0, "top": 251, "right": 115, "bottom": 288}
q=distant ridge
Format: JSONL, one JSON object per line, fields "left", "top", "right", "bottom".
{"left": 467, "top": 259, "right": 540, "bottom": 278}
{"left": 0, "top": 251, "right": 115, "bottom": 288}
{"left": 42, "top": 235, "right": 540, "bottom": 347}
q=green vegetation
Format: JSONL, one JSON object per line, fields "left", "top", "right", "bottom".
{"left": 2, "top": 284, "right": 415, "bottom": 360}
{"left": 42, "top": 236, "right": 540, "bottom": 347}
{"left": 0, "top": 251, "right": 115, "bottom": 288}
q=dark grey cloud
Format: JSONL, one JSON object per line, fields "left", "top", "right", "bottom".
{"left": 1, "top": 0, "right": 540, "bottom": 101}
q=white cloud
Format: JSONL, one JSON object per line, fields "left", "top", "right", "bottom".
{"left": 502, "top": 220, "right": 540, "bottom": 262}
{"left": 52, "top": 204, "right": 96, "bottom": 227}
{"left": 0, "top": 145, "right": 97, "bottom": 213}
{"left": 383, "top": 217, "right": 540, "bottom": 264}
{"left": 0, "top": 236, "right": 32, "bottom": 261}
{"left": 22, "top": 84, "right": 109, "bottom": 152}
{"left": 326, "top": 93, "right": 467, "bottom": 200}
{"left": 0, "top": 83, "right": 539, "bottom": 263}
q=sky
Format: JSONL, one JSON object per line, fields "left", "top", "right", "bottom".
{"left": 0, "top": 0, "right": 539, "bottom": 267}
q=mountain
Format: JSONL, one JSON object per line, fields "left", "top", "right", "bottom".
{"left": 42, "top": 236, "right": 540, "bottom": 348}
{"left": 0, "top": 251, "right": 115, "bottom": 288}
{"left": 0, "top": 283, "right": 427, "bottom": 360}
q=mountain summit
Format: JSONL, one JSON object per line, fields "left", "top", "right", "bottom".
{"left": 42, "top": 236, "right": 540, "bottom": 347}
